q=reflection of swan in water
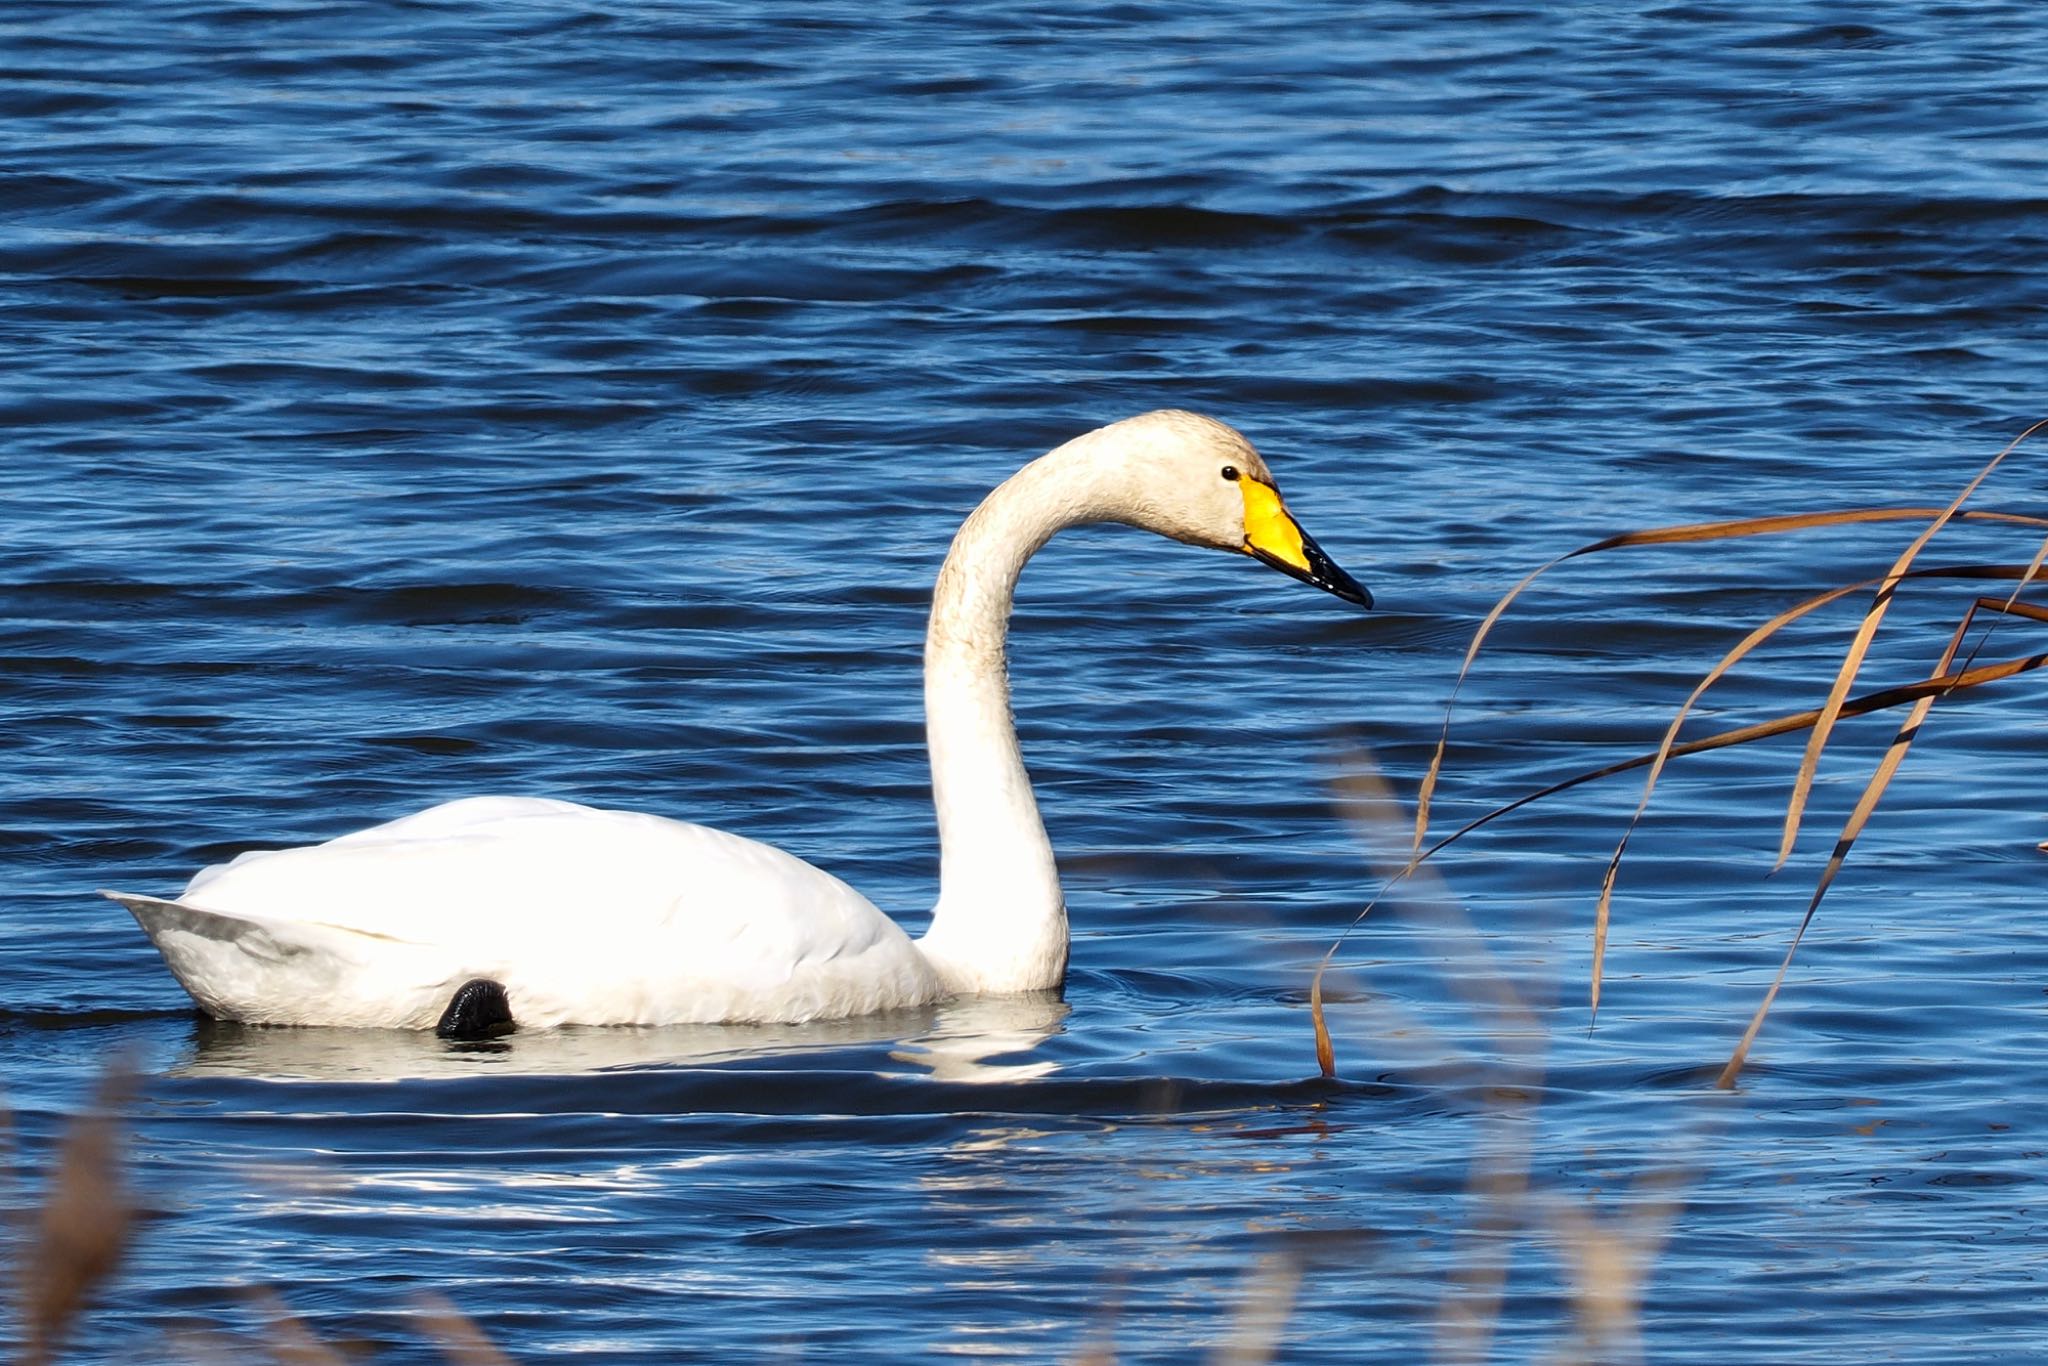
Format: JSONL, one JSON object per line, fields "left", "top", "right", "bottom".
{"left": 889, "top": 992, "right": 1069, "bottom": 1082}
{"left": 171, "top": 993, "right": 1071, "bottom": 1084}
{"left": 111, "top": 411, "right": 1367, "bottom": 1034}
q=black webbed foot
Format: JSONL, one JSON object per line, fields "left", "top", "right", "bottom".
{"left": 436, "top": 978, "right": 515, "bottom": 1040}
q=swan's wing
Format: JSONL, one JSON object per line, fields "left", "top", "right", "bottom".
{"left": 118, "top": 797, "right": 936, "bottom": 1026}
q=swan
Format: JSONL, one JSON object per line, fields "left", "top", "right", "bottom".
{"left": 107, "top": 410, "right": 1370, "bottom": 1036}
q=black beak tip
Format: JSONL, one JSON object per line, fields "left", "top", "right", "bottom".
{"left": 1328, "top": 575, "right": 1373, "bottom": 610}
{"left": 1248, "top": 539, "right": 1374, "bottom": 610}
{"left": 1301, "top": 537, "right": 1372, "bottom": 610}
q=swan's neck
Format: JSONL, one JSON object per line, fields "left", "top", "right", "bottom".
{"left": 916, "top": 435, "right": 1120, "bottom": 995}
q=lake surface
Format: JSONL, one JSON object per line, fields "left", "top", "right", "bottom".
{"left": 5, "top": 1, "right": 2048, "bottom": 1360}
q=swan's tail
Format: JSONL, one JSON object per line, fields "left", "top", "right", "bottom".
{"left": 104, "top": 891, "right": 455, "bottom": 1029}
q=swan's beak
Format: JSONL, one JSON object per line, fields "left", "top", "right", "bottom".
{"left": 1240, "top": 479, "right": 1373, "bottom": 608}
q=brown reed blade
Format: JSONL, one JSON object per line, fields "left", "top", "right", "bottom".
{"left": 1551, "top": 644, "right": 2048, "bottom": 828}
{"left": 1337, "top": 610, "right": 2048, "bottom": 959}
{"left": 1327, "top": 570, "right": 2048, "bottom": 1079}
{"left": 1775, "top": 422, "right": 2048, "bottom": 872}
{"left": 1587, "top": 560, "right": 2048, "bottom": 1017}
{"left": 1588, "top": 576, "right": 1873, "bottom": 1018}
{"left": 1310, "top": 954, "right": 1337, "bottom": 1080}
{"left": 1431, "top": 1131, "right": 1531, "bottom": 1365}
{"left": 416, "top": 1292, "right": 518, "bottom": 1366}
{"left": 1951, "top": 541, "right": 2048, "bottom": 681}
{"left": 1716, "top": 592, "right": 2048, "bottom": 1088}
{"left": 1210, "top": 1251, "right": 1305, "bottom": 1366}
{"left": 19, "top": 1062, "right": 138, "bottom": 1366}
{"left": 1414, "top": 550, "right": 1573, "bottom": 856}
{"left": 242, "top": 1286, "right": 354, "bottom": 1366}
{"left": 1549, "top": 1166, "right": 1687, "bottom": 1363}
{"left": 1411, "top": 506, "right": 2048, "bottom": 858}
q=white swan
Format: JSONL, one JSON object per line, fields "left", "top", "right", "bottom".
{"left": 108, "top": 410, "right": 1369, "bottom": 1034}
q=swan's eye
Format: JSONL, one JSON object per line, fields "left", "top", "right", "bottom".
{"left": 1220, "top": 465, "right": 1240, "bottom": 482}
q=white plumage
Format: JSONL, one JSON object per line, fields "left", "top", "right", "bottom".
{"left": 113, "top": 797, "right": 931, "bottom": 1027}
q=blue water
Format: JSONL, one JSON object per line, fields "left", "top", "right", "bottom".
{"left": 6, "top": 1, "right": 2048, "bottom": 1360}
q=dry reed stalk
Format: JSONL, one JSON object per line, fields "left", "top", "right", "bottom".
{"left": 1545, "top": 1166, "right": 1686, "bottom": 1366}
{"left": 1772, "top": 421, "right": 2048, "bottom": 872}
{"left": 16, "top": 1062, "right": 138, "bottom": 1366}
{"left": 1308, "top": 964, "right": 1336, "bottom": 1080}
{"left": 243, "top": 1287, "right": 354, "bottom": 1365}
{"left": 1411, "top": 505, "right": 2048, "bottom": 858}
{"left": 1404, "top": 631, "right": 2048, "bottom": 1080}
{"left": 1316, "top": 758, "right": 1571, "bottom": 1364}
{"left": 1319, "top": 602, "right": 2048, "bottom": 1048}
{"left": 1308, "top": 759, "right": 1712, "bottom": 1366}
{"left": 1209, "top": 1251, "right": 1304, "bottom": 1366}
{"left": 1069, "top": 1323, "right": 1118, "bottom": 1366}
{"left": 1313, "top": 756, "right": 1547, "bottom": 1080}
{"left": 1701, "top": 428, "right": 2048, "bottom": 1082}
{"left": 1430, "top": 1130, "right": 1532, "bottom": 1366}
{"left": 1366, "top": 424, "right": 2048, "bottom": 1084}
{"left": 1306, "top": 531, "right": 2048, "bottom": 1357}
{"left": 1588, "top": 560, "right": 2048, "bottom": 1019}
{"left": 1060, "top": 1255, "right": 1303, "bottom": 1365}
{"left": 416, "top": 1291, "right": 518, "bottom": 1366}
{"left": 1, "top": 1067, "right": 520, "bottom": 1363}
{"left": 1715, "top": 590, "right": 2048, "bottom": 1087}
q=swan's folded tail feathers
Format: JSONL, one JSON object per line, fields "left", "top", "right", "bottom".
{"left": 102, "top": 890, "right": 452, "bottom": 1029}
{"left": 105, "top": 891, "right": 421, "bottom": 947}
{"left": 104, "top": 890, "right": 251, "bottom": 944}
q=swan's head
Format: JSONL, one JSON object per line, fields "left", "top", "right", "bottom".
{"left": 1092, "top": 410, "right": 1372, "bottom": 608}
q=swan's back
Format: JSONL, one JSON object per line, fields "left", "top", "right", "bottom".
{"left": 114, "top": 797, "right": 939, "bottom": 1028}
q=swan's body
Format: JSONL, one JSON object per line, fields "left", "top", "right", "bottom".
{"left": 110, "top": 410, "right": 1369, "bottom": 1031}
{"left": 112, "top": 797, "right": 932, "bottom": 1028}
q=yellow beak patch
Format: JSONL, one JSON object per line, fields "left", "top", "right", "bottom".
{"left": 1240, "top": 478, "right": 1311, "bottom": 573}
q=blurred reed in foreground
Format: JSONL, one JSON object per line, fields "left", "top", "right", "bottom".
{"left": 4, "top": 1063, "right": 511, "bottom": 1363}
{"left": 10, "top": 1064, "right": 134, "bottom": 1366}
